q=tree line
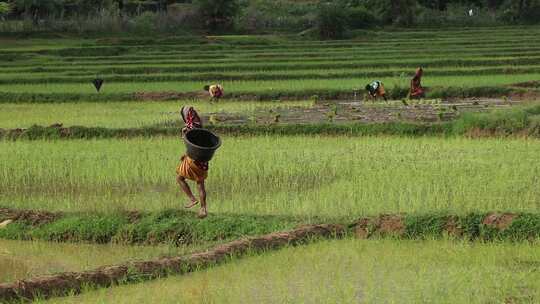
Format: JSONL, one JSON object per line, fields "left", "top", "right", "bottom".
{"left": 0, "top": 0, "right": 539, "bottom": 34}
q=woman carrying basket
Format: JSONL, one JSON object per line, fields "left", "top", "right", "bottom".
{"left": 176, "top": 106, "right": 209, "bottom": 218}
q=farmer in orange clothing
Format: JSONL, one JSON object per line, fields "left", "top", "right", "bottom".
{"left": 176, "top": 106, "right": 209, "bottom": 218}
{"left": 410, "top": 67, "right": 425, "bottom": 99}
{"left": 204, "top": 84, "right": 224, "bottom": 101}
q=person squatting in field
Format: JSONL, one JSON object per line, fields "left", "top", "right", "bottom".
{"left": 176, "top": 106, "right": 209, "bottom": 219}
{"left": 204, "top": 84, "right": 224, "bottom": 101}
{"left": 365, "top": 80, "right": 388, "bottom": 101}
{"left": 410, "top": 67, "right": 425, "bottom": 99}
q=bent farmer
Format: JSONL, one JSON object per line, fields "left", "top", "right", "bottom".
{"left": 204, "top": 84, "right": 224, "bottom": 101}
{"left": 365, "top": 80, "right": 387, "bottom": 101}
{"left": 410, "top": 67, "right": 425, "bottom": 99}
{"left": 176, "top": 106, "right": 209, "bottom": 218}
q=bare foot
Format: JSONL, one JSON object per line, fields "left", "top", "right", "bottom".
{"left": 184, "top": 200, "right": 199, "bottom": 209}
{"left": 198, "top": 207, "right": 208, "bottom": 219}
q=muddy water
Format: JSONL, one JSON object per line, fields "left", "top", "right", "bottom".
{"left": 0, "top": 239, "right": 199, "bottom": 283}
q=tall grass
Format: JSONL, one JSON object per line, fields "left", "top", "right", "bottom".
{"left": 1, "top": 136, "right": 540, "bottom": 217}
{"left": 45, "top": 238, "right": 540, "bottom": 304}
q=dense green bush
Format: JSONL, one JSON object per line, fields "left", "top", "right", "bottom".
{"left": 193, "top": 0, "right": 240, "bottom": 31}
{"left": 238, "top": 0, "right": 315, "bottom": 33}
{"left": 347, "top": 6, "right": 379, "bottom": 29}
{"left": 316, "top": 2, "right": 348, "bottom": 39}
{"left": 0, "top": 2, "right": 10, "bottom": 17}
{"left": 521, "top": 3, "right": 540, "bottom": 24}
{"left": 129, "top": 11, "right": 157, "bottom": 33}
{"left": 11, "top": 0, "right": 64, "bottom": 25}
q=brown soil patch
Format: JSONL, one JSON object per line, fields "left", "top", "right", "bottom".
{"left": 0, "top": 208, "right": 59, "bottom": 227}
{"left": 205, "top": 98, "right": 524, "bottom": 126}
{"left": 353, "top": 214, "right": 404, "bottom": 239}
{"left": 134, "top": 91, "right": 208, "bottom": 101}
{"left": 125, "top": 211, "right": 143, "bottom": 224}
{"left": 482, "top": 213, "right": 517, "bottom": 230}
{"left": 0, "top": 224, "right": 344, "bottom": 302}
{"left": 377, "top": 215, "right": 405, "bottom": 235}
{"left": 353, "top": 218, "right": 371, "bottom": 239}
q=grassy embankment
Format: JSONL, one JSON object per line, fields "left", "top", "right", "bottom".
{"left": 3, "top": 209, "right": 540, "bottom": 245}
{"left": 0, "top": 209, "right": 301, "bottom": 245}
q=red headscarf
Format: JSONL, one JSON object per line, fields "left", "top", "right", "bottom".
{"left": 181, "top": 106, "right": 202, "bottom": 130}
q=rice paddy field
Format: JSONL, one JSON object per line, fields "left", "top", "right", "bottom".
{"left": 42, "top": 239, "right": 540, "bottom": 304}
{"left": 2, "top": 26, "right": 540, "bottom": 303}
{"left": 2, "top": 136, "right": 540, "bottom": 217}
{"left": 1, "top": 27, "right": 540, "bottom": 104}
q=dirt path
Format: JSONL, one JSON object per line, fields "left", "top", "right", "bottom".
{"left": 201, "top": 98, "right": 523, "bottom": 126}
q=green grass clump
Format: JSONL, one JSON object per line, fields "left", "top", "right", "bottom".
{"left": 457, "top": 212, "right": 486, "bottom": 239}
{"left": 404, "top": 213, "right": 449, "bottom": 239}
{"left": 114, "top": 210, "right": 300, "bottom": 245}
{"left": 452, "top": 107, "right": 530, "bottom": 135}
{"left": 0, "top": 221, "right": 32, "bottom": 240}
{"left": 501, "top": 214, "right": 540, "bottom": 241}
{"left": 31, "top": 214, "right": 128, "bottom": 243}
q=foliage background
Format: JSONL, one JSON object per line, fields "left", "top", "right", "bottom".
{"left": 0, "top": 0, "right": 539, "bottom": 36}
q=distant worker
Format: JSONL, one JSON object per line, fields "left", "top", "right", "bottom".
{"left": 204, "top": 84, "right": 224, "bottom": 101}
{"left": 176, "top": 106, "right": 209, "bottom": 219}
{"left": 365, "top": 80, "right": 388, "bottom": 101}
{"left": 409, "top": 67, "right": 425, "bottom": 99}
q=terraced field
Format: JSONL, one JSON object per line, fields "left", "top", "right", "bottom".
{"left": 1, "top": 27, "right": 540, "bottom": 105}
{"left": 2, "top": 26, "right": 540, "bottom": 303}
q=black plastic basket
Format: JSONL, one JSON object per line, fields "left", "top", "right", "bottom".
{"left": 184, "top": 128, "right": 221, "bottom": 162}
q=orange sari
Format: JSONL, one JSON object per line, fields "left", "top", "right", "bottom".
{"left": 176, "top": 155, "right": 208, "bottom": 182}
